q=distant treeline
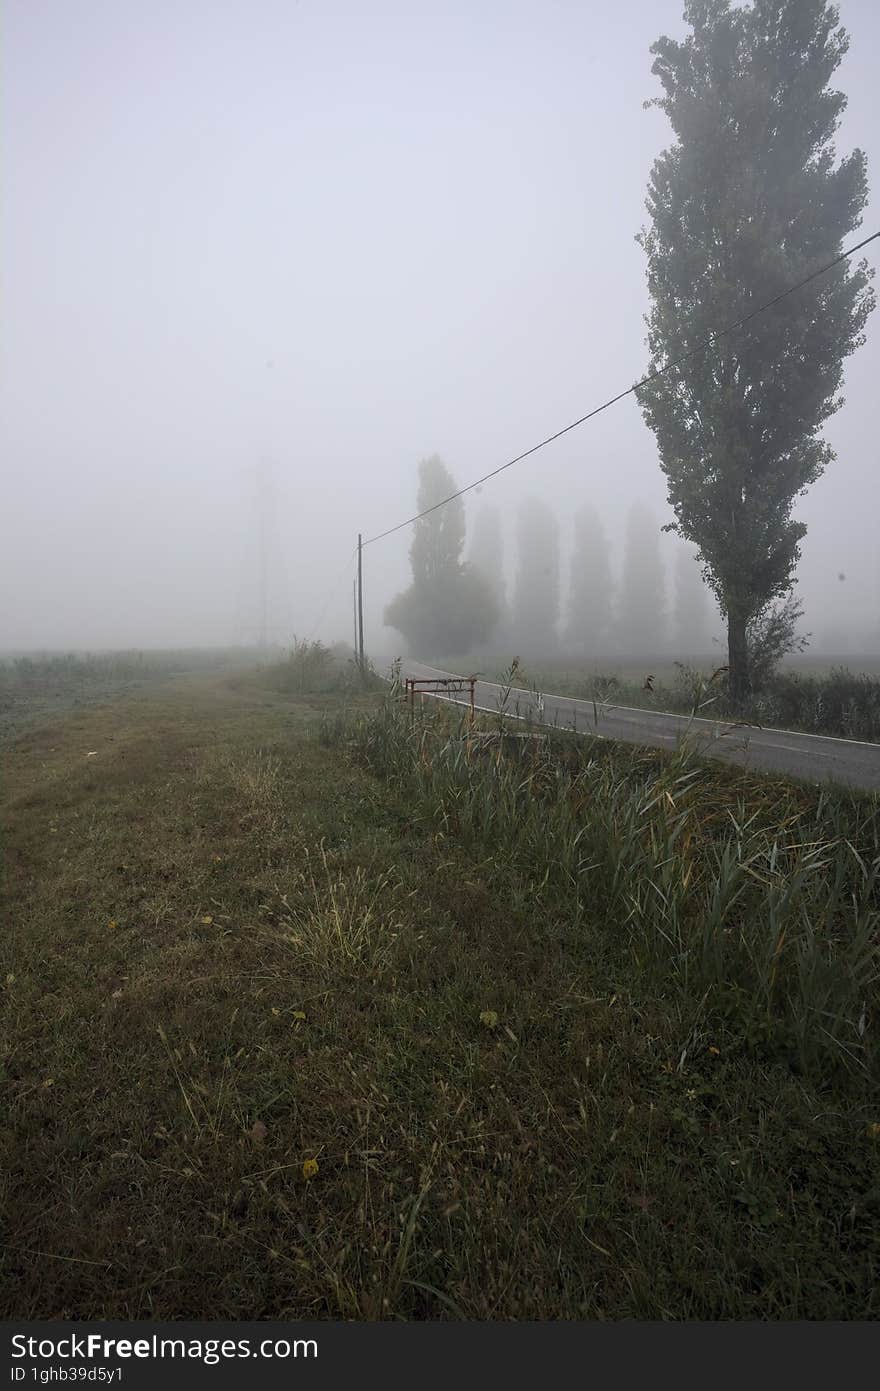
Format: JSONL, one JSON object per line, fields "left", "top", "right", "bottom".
{"left": 480, "top": 495, "right": 715, "bottom": 660}
{"left": 383, "top": 459, "right": 721, "bottom": 660}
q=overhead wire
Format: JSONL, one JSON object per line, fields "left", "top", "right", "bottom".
{"left": 362, "top": 230, "right": 878, "bottom": 548}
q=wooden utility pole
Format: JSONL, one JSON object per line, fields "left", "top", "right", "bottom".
{"left": 356, "top": 533, "right": 365, "bottom": 674}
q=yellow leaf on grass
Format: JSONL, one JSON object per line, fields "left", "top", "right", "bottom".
{"left": 201, "top": 915, "right": 213, "bottom": 925}
{"left": 480, "top": 1010, "right": 499, "bottom": 1029}
{"left": 302, "top": 1158, "right": 319, "bottom": 1180}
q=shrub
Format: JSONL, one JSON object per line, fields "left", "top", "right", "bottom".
{"left": 263, "top": 639, "right": 383, "bottom": 696}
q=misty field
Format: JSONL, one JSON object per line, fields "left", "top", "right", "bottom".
{"left": 2, "top": 654, "right": 879, "bottom": 1320}
{"left": 0, "top": 649, "right": 264, "bottom": 743}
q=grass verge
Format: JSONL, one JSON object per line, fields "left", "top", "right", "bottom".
{"left": 2, "top": 671, "right": 879, "bottom": 1318}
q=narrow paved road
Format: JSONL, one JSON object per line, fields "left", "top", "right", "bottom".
{"left": 395, "top": 658, "right": 880, "bottom": 794}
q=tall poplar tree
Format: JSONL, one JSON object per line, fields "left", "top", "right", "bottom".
{"left": 384, "top": 456, "right": 498, "bottom": 654}
{"left": 467, "top": 504, "right": 507, "bottom": 623}
{"left": 636, "top": 0, "right": 874, "bottom": 700}
{"left": 619, "top": 501, "right": 667, "bottom": 654}
{"left": 407, "top": 456, "right": 466, "bottom": 589}
{"left": 513, "top": 498, "right": 560, "bottom": 656}
{"left": 566, "top": 504, "right": 613, "bottom": 654}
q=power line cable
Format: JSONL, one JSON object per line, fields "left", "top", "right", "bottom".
{"left": 363, "top": 229, "right": 878, "bottom": 548}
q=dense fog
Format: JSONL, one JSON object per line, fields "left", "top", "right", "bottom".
{"left": 2, "top": 0, "right": 878, "bottom": 661}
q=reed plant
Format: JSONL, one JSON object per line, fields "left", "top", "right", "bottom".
{"left": 327, "top": 694, "right": 879, "bottom": 1079}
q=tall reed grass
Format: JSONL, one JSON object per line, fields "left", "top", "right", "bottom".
{"left": 550, "top": 662, "right": 880, "bottom": 742}
{"left": 322, "top": 695, "right": 880, "bottom": 1079}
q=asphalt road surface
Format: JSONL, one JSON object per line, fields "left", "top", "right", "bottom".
{"left": 395, "top": 659, "right": 880, "bottom": 794}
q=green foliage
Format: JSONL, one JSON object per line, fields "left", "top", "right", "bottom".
{"left": 672, "top": 661, "right": 880, "bottom": 740}
{"left": 746, "top": 593, "right": 810, "bottom": 688}
{"left": 385, "top": 567, "right": 499, "bottom": 656}
{"left": 384, "top": 457, "right": 499, "bottom": 654}
{"left": 602, "top": 657, "right": 880, "bottom": 741}
{"left": 262, "top": 639, "right": 385, "bottom": 696}
{"left": 262, "top": 639, "right": 368, "bottom": 695}
{"left": 332, "top": 695, "right": 880, "bottom": 1082}
{"left": 266, "top": 638, "right": 335, "bottom": 693}
{"left": 752, "top": 666, "right": 880, "bottom": 742}
{"left": 407, "top": 455, "right": 465, "bottom": 587}
{"left": 485, "top": 656, "right": 880, "bottom": 741}
{"left": 636, "top": 0, "right": 875, "bottom": 700}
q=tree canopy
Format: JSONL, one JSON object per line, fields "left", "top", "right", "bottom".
{"left": 636, "top": 0, "right": 874, "bottom": 699}
{"left": 383, "top": 457, "right": 499, "bottom": 655}
{"left": 407, "top": 455, "right": 466, "bottom": 590}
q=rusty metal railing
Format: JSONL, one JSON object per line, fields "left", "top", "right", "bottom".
{"left": 404, "top": 676, "right": 476, "bottom": 722}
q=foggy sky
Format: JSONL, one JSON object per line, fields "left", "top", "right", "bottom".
{"left": 2, "top": 0, "right": 878, "bottom": 656}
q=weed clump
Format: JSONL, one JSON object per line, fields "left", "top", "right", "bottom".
{"left": 263, "top": 639, "right": 382, "bottom": 696}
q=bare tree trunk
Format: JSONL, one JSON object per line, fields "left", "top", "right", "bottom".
{"left": 727, "top": 609, "right": 751, "bottom": 706}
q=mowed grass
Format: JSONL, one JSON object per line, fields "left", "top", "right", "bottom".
{"left": 2, "top": 669, "right": 879, "bottom": 1319}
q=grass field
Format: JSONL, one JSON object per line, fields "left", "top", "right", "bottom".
{"left": 2, "top": 662, "right": 879, "bottom": 1319}
{"left": 431, "top": 651, "right": 880, "bottom": 681}
{"left": 0, "top": 648, "right": 265, "bottom": 744}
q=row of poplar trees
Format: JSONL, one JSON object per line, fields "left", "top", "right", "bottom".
{"left": 384, "top": 459, "right": 711, "bottom": 658}
{"left": 388, "top": 0, "right": 874, "bottom": 696}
